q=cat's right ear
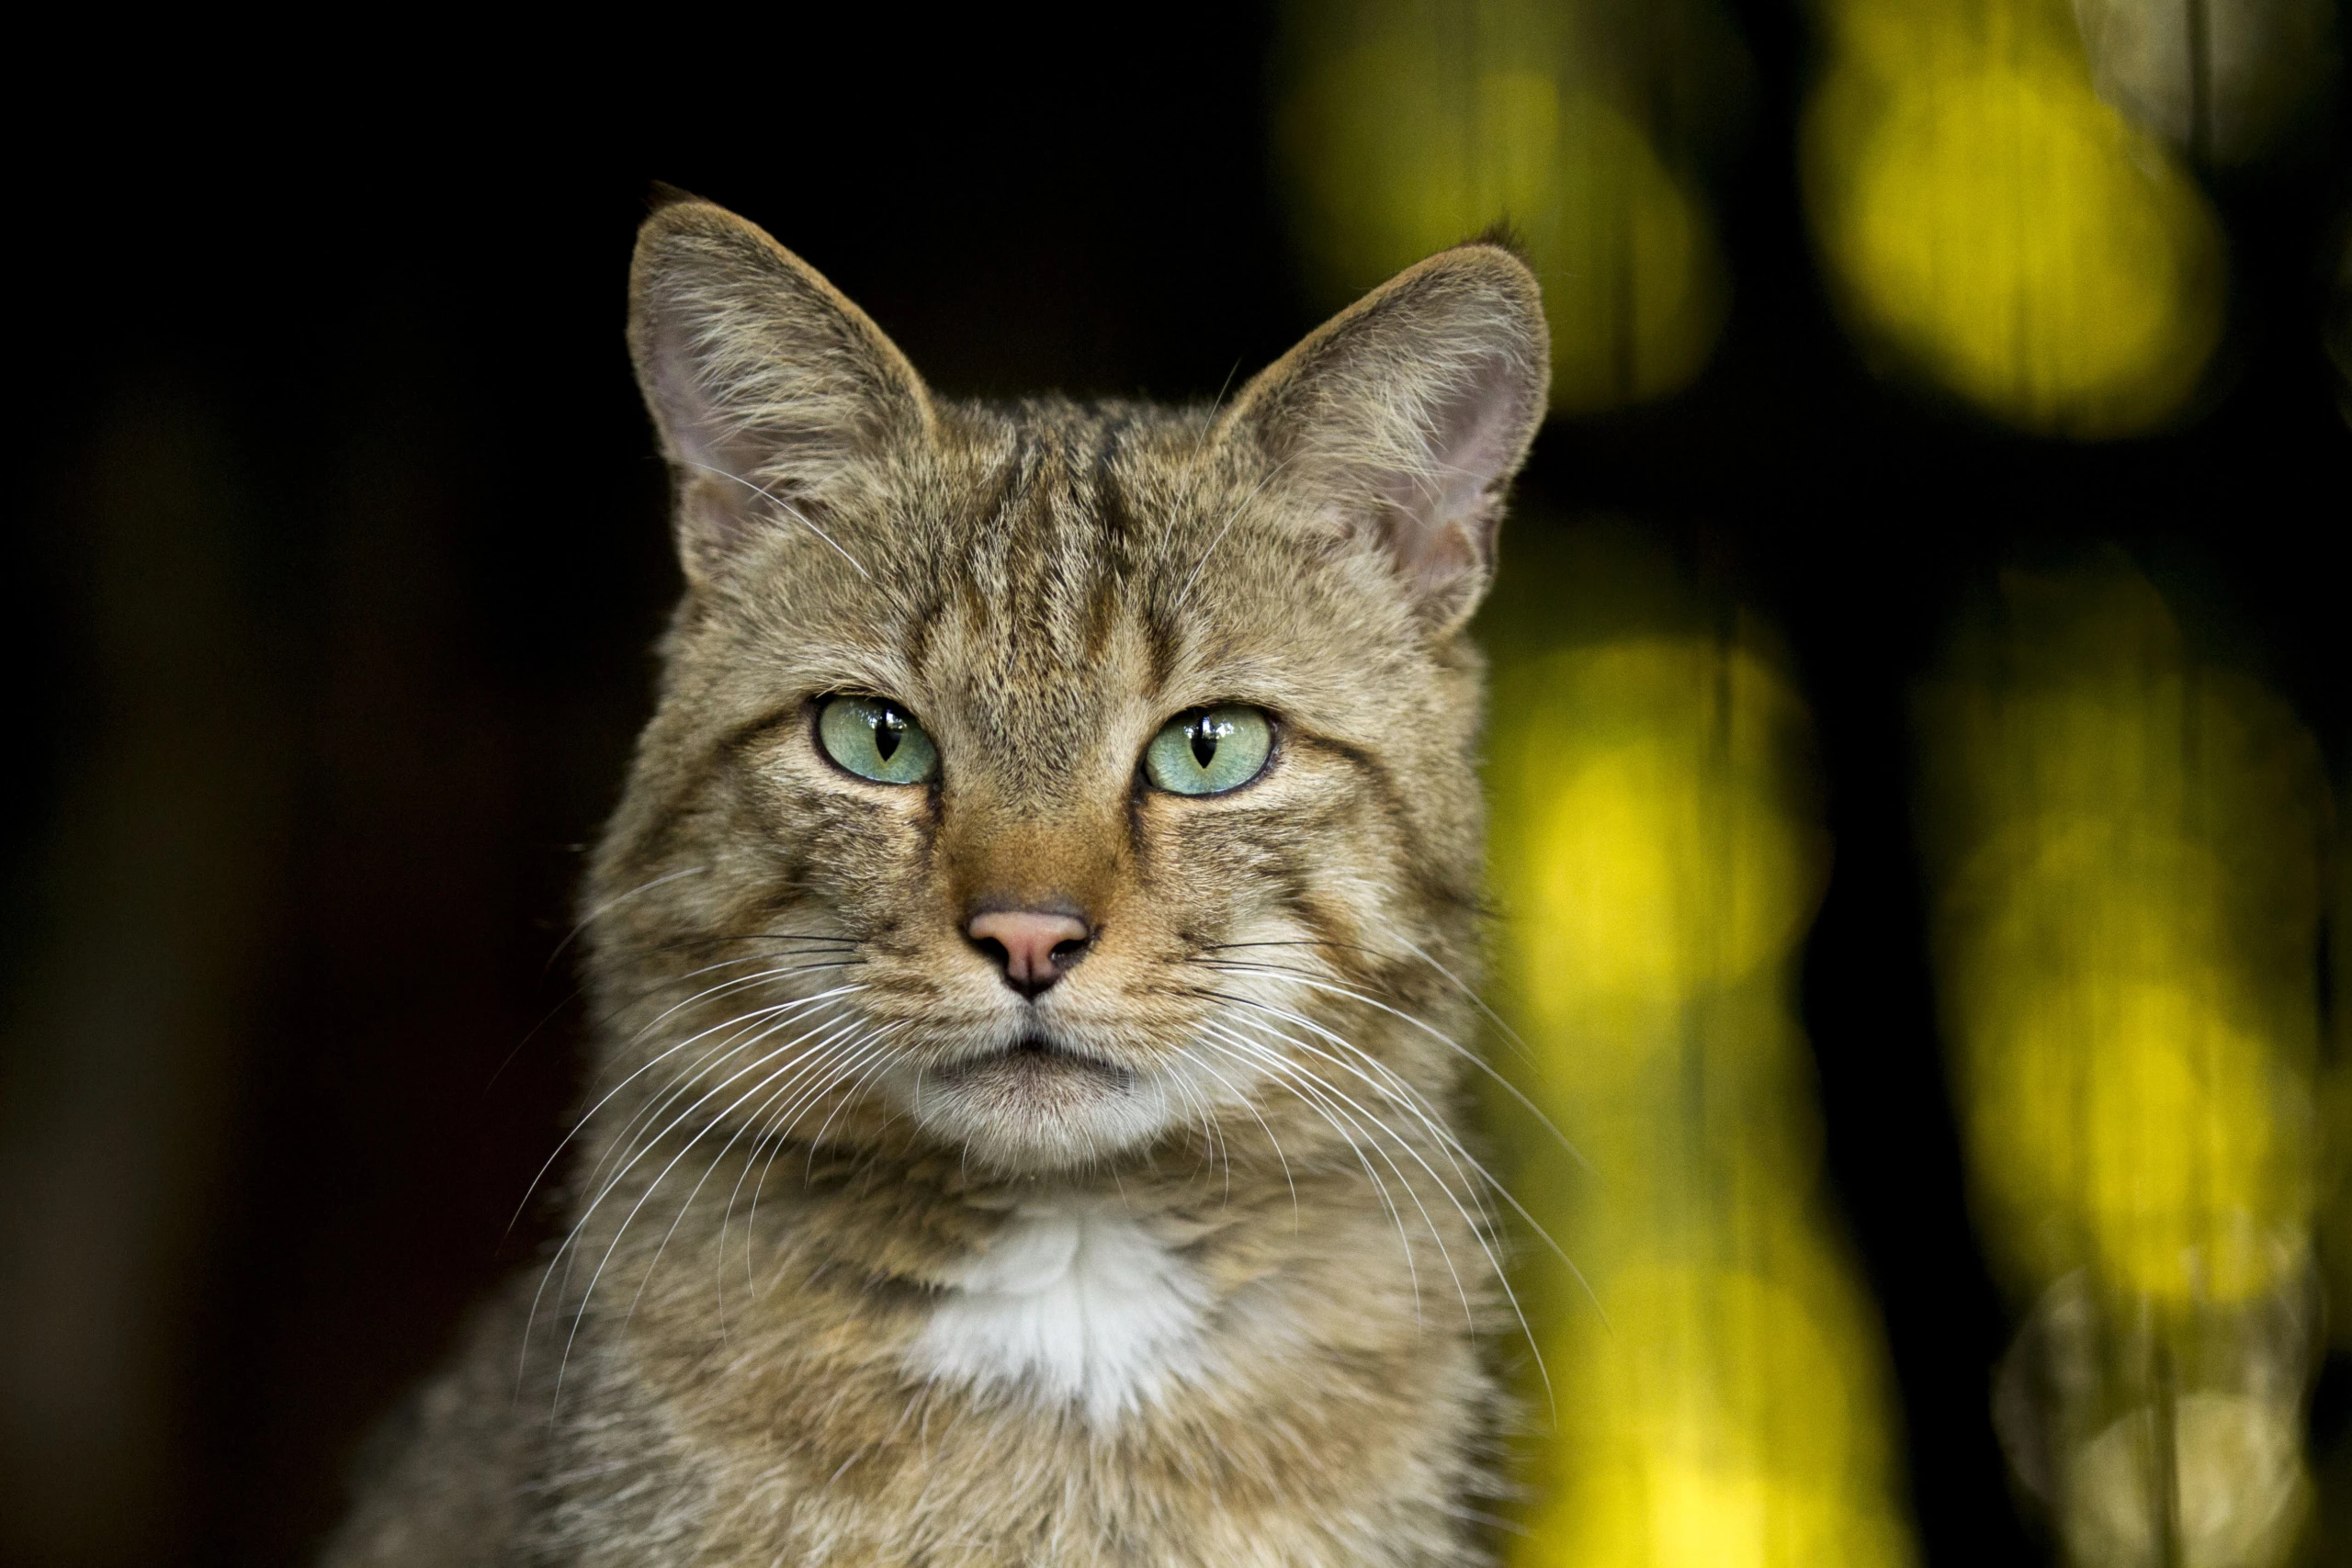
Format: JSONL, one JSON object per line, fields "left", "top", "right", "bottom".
{"left": 1218, "top": 243, "right": 1549, "bottom": 633}
{"left": 628, "top": 193, "right": 933, "bottom": 587}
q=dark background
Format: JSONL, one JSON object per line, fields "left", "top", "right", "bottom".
{"left": 3, "top": 8, "right": 2345, "bottom": 1565}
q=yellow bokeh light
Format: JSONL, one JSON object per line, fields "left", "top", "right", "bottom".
{"left": 1805, "top": 0, "right": 2226, "bottom": 434}
{"left": 1919, "top": 570, "right": 2326, "bottom": 1306}
{"left": 1277, "top": 0, "right": 1729, "bottom": 413}
{"left": 1983, "top": 977, "right": 2292, "bottom": 1300}
{"left": 1940, "top": 812, "right": 2313, "bottom": 1302}
{"left": 1506, "top": 642, "right": 1821, "bottom": 1021}
{"left": 2330, "top": 784, "right": 2352, "bottom": 1348}
{"left": 1482, "top": 531, "right": 1918, "bottom": 1568}
{"left": 1532, "top": 1458, "right": 1917, "bottom": 1568}
{"left": 1916, "top": 558, "right": 2328, "bottom": 1565}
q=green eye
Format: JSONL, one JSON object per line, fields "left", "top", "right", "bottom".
{"left": 817, "top": 695, "right": 940, "bottom": 784}
{"left": 1143, "top": 705, "right": 1274, "bottom": 795}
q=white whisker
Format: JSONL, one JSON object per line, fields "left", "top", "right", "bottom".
{"left": 1174, "top": 1039, "right": 1304, "bottom": 1224}
{"left": 1203, "top": 1005, "right": 1565, "bottom": 1412}
{"left": 678, "top": 458, "right": 873, "bottom": 579}
{"left": 549, "top": 1009, "right": 871, "bottom": 1400}
{"left": 1173, "top": 455, "right": 1297, "bottom": 610}
{"left": 543, "top": 864, "right": 708, "bottom": 974}
{"left": 526, "top": 982, "right": 867, "bottom": 1232}
{"left": 1198, "top": 963, "right": 1586, "bottom": 1171}
{"left": 1204, "top": 985, "right": 1595, "bottom": 1319}
{"left": 524, "top": 999, "right": 865, "bottom": 1400}
{"left": 1191, "top": 1026, "right": 1430, "bottom": 1325}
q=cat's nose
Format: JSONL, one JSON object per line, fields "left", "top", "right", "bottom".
{"left": 966, "top": 908, "right": 1092, "bottom": 998}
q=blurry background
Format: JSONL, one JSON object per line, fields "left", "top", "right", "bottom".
{"left": 1, "top": 4, "right": 2344, "bottom": 1564}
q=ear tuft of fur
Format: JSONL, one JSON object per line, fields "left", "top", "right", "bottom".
{"left": 1223, "top": 244, "right": 1551, "bottom": 632}
{"left": 628, "top": 200, "right": 932, "bottom": 588}
{"left": 645, "top": 180, "right": 707, "bottom": 215}
{"left": 1469, "top": 220, "right": 1529, "bottom": 260}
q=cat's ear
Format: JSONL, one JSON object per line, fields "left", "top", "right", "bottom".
{"left": 628, "top": 191, "right": 933, "bottom": 586}
{"left": 1221, "top": 245, "right": 1549, "bottom": 631}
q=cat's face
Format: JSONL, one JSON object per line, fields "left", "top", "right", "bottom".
{"left": 585, "top": 198, "right": 1546, "bottom": 1174}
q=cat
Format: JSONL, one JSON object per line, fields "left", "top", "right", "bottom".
{"left": 322, "top": 190, "right": 1550, "bottom": 1567}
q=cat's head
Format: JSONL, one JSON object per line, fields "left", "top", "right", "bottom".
{"left": 585, "top": 195, "right": 1546, "bottom": 1175}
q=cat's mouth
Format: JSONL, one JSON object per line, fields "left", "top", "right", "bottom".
{"left": 935, "top": 1034, "right": 1133, "bottom": 1088}
{"left": 899, "top": 1031, "right": 1172, "bottom": 1169}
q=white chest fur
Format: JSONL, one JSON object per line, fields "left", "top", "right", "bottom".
{"left": 908, "top": 1196, "right": 1210, "bottom": 1424}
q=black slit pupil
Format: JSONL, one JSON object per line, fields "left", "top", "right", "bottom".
{"left": 874, "top": 710, "right": 901, "bottom": 761}
{"left": 1190, "top": 722, "right": 1218, "bottom": 768}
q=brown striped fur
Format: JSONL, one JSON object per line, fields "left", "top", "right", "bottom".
{"left": 323, "top": 195, "right": 1549, "bottom": 1567}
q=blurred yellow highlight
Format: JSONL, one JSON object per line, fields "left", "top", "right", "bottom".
{"left": 1484, "top": 538, "right": 1917, "bottom": 1568}
{"left": 2330, "top": 784, "right": 2352, "bottom": 1349}
{"left": 1515, "top": 644, "right": 1821, "bottom": 1013}
{"left": 1917, "top": 558, "right": 2329, "bottom": 1565}
{"left": 1805, "top": 0, "right": 2226, "bottom": 434}
{"left": 1987, "top": 975, "right": 2290, "bottom": 1301}
{"left": 1278, "top": 0, "right": 1731, "bottom": 413}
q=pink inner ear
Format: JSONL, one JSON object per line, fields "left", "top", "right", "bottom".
{"left": 650, "top": 332, "right": 783, "bottom": 585}
{"left": 645, "top": 295, "right": 752, "bottom": 483}
{"left": 673, "top": 475, "right": 759, "bottom": 584}
{"left": 1378, "top": 500, "right": 1486, "bottom": 604}
{"left": 1374, "top": 348, "right": 1530, "bottom": 602}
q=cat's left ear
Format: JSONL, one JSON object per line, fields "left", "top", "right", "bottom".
{"left": 1221, "top": 245, "right": 1549, "bottom": 631}
{"left": 628, "top": 191, "right": 934, "bottom": 588}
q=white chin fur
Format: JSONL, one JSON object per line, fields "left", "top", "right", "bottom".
{"left": 908, "top": 1194, "right": 1211, "bottom": 1423}
{"left": 890, "top": 1052, "right": 1179, "bottom": 1172}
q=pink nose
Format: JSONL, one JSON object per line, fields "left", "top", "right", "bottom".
{"left": 967, "top": 908, "right": 1092, "bottom": 998}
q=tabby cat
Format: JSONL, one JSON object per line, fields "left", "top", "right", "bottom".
{"left": 323, "top": 191, "right": 1550, "bottom": 1566}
